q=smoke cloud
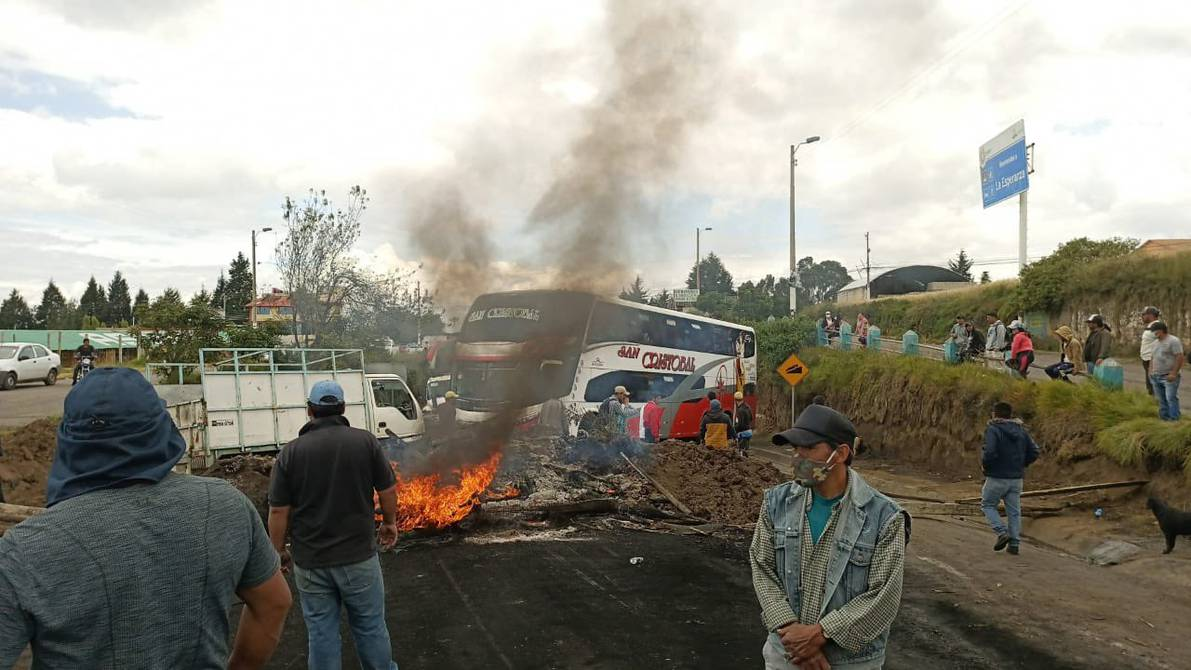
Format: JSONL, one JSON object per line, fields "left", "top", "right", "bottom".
{"left": 527, "top": 0, "right": 725, "bottom": 294}
{"left": 406, "top": 182, "right": 497, "bottom": 318}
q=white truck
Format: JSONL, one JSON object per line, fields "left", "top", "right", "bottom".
{"left": 152, "top": 348, "right": 424, "bottom": 470}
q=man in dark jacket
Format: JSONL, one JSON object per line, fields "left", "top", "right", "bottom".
{"left": 1083, "top": 314, "right": 1113, "bottom": 376}
{"left": 72, "top": 337, "right": 96, "bottom": 385}
{"left": 733, "top": 391, "right": 753, "bottom": 456}
{"left": 699, "top": 399, "right": 735, "bottom": 448}
{"left": 981, "top": 402, "right": 1040, "bottom": 555}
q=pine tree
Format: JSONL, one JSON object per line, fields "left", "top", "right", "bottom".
{"left": 980, "top": 271, "right": 991, "bottom": 284}
{"left": 133, "top": 289, "right": 150, "bottom": 325}
{"left": 225, "top": 253, "right": 254, "bottom": 321}
{"left": 210, "top": 272, "right": 229, "bottom": 315}
{"left": 190, "top": 289, "right": 212, "bottom": 308}
{"left": 685, "top": 253, "right": 734, "bottom": 294}
{"left": 619, "top": 275, "right": 649, "bottom": 303}
{"left": 34, "top": 280, "right": 70, "bottom": 329}
{"left": 0, "top": 289, "right": 36, "bottom": 329}
{"left": 154, "top": 288, "right": 184, "bottom": 308}
{"left": 79, "top": 276, "right": 107, "bottom": 324}
{"left": 948, "top": 249, "right": 975, "bottom": 282}
{"left": 107, "top": 271, "right": 133, "bottom": 325}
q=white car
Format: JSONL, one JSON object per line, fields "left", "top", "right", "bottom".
{"left": 0, "top": 342, "right": 62, "bottom": 390}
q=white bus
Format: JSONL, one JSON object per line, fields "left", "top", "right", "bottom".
{"left": 454, "top": 290, "right": 756, "bottom": 439}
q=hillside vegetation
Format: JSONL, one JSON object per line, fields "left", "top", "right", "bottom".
{"left": 792, "top": 349, "right": 1190, "bottom": 496}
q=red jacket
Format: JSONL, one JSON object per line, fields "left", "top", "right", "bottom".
{"left": 643, "top": 401, "right": 664, "bottom": 440}
{"left": 1010, "top": 331, "right": 1034, "bottom": 359}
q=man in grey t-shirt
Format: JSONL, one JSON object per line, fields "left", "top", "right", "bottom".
{"left": 0, "top": 368, "right": 292, "bottom": 670}
{"left": 1148, "top": 321, "right": 1184, "bottom": 421}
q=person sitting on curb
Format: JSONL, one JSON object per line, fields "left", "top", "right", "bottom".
{"left": 1007, "top": 320, "right": 1035, "bottom": 378}
{"left": 981, "top": 401, "right": 1041, "bottom": 556}
{"left": 1045, "top": 325, "right": 1086, "bottom": 382}
{"left": 0, "top": 368, "right": 291, "bottom": 669}
{"left": 750, "top": 405, "right": 909, "bottom": 670}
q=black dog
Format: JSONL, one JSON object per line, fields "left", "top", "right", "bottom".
{"left": 1147, "top": 496, "right": 1191, "bottom": 554}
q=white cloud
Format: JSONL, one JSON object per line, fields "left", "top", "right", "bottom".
{"left": 2, "top": 0, "right": 1190, "bottom": 308}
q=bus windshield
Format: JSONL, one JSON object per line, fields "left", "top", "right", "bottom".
{"left": 460, "top": 291, "right": 595, "bottom": 343}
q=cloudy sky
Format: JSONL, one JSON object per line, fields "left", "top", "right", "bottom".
{"left": 2, "top": 0, "right": 1189, "bottom": 308}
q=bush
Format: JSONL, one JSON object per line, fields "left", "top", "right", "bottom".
{"left": 750, "top": 316, "right": 817, "bottom": 384}
{"left": 1014, "top": 237, "right": 1138, "bottom": 313}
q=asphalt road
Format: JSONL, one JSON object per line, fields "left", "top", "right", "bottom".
{"left": 1030, "top": 350, "right": 1190, "bottom": 413}
{"left": 250, "top": 526, "right": 1130, "bottom": 670}
{"left": 0, "top": 382, "right": 71, "bottom": 428}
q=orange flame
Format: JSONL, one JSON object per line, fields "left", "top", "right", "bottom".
{"left": 374, "top": 451, "right": 516, "bottom": 531}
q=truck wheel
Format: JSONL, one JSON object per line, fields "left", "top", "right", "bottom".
{"left": 1, "top": 373, "right": 15, "bottom": 391}
{"left": 45, "top": 368, "right": 58, "bottom": 386}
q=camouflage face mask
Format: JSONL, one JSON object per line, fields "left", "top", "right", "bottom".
{"left": 792, "top": 448, "right": 839, "bottom": 487}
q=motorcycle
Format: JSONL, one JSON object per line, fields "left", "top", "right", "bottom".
{"left": 76, "top": 354, "right": 94, "bottom": 383}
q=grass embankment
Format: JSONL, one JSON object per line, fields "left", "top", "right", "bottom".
{"left": 794, "top": 349, "right": 1191, "bottom": 489}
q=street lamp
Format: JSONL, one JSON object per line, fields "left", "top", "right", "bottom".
{"left": 695, "top": 226, "right": 713, "bottom": 293}
{"left": 790, "top": 135, "right": 820, "bottom": 314}
{"left": 251, "top": 227, "right": 273, "bottom": 306}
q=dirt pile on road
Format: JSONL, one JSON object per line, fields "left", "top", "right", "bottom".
{"left": 0, "top": 418, "right": 59, "bottom": 507}
{"left": 202, "top": 455, "right": 274, "bottom": 521}
{"left": 646, "top": 441, "right": 785, "bottom": 525}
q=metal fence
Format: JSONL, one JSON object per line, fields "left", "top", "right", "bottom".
{"left": 816, "top": 326, "right": 1013, "bottom": 372}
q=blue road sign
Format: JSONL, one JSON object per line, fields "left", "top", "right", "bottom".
{"left": 981, "top": 138, "right": 1029, "bottom": 208}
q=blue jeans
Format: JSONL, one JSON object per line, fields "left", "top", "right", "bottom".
{"left": 1151, "top": 374, "right": 1182, "bottom": 421}
{"left": 981, "top": 477, "right": 1023, "bottom": 544}
{"left": 294, "top": 555, "right": 398, "bottom": 670}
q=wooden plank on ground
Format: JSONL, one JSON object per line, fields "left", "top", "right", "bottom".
{"left": 953, "top": 480, "right": 1149, "bottom": 504}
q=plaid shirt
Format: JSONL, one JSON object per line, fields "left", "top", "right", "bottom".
{"left": 749, "top": 472, "right": 906, "bottom": 654}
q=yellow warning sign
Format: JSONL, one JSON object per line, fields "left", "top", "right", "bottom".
{"left": 777, "top": 352, "right": 809, "bottom": 386}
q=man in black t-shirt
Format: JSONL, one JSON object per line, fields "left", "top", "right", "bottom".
{"left": 268, "top": 380, "right": 400, "bottom": 669}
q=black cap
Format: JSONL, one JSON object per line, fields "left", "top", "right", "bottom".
{"left": 1086, "top": 314, "right": 1105, "bottom": 326}
{"left": 1149, "top": 320, "right": 1169, "bottom": 333}
{"left": 1143, "top": 306, "right": 1161, "bottom": 317}
{"left": 773, "top": 404, "right": 858, "bottom": 447}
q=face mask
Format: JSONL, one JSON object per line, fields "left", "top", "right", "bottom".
{"left": 792, "top": 449, "right": 839, "bottom": 487}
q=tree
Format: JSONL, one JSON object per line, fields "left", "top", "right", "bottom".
{"left": 0, "top": 289, "right": 35, "bottom": 329}
{"left": 224, "top": 254, "right": 254, "bottom": 321}
{"left": 190, "top": 289, "right": 212, "bottom": 308}
{"left": 81, "top": 315, "right": 102, "bottom": 329}
{"left": 210, "top": 272, "right": 228, "bottom": 315}
{"left": 1015, "top": 237, "right": 1139, "bottom": 313}
{"left": 107, "top": 271, "right": 133, "bottom": 325}
{"left": 619, "top": 275, "right": 649, "bottom": 303}
{"left": 153, "top": 288, "right": 184, "bottom": 310}
{"left": 948, "top": 249, "right": 975, "bottom": 282}
{"left": 685, "top": 252, "right": 734, "bottom": 294}
{"left": 980, "top": 271, "right": 991, "bottom": 284}
{"left": 34, "top": 280, "right": 70, "bottom": 329}
{"left": 133, "top": 289, "right": 150, "bottom": 325}
{"left": 648, "top": 289, "right": 673, "bottom": 309}
{"left": 79, "top": 276, "right": 107, "bottom": 324}
{"left": 275, "top": 186, "right": 370, "bottom": 346}
{"left": 796, "top": 257, "right": 853, "bottom": 305}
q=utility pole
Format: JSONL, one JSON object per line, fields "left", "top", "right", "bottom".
{"left": 695, "top": 227, "right": 711, "bottom": 293}
{"left": 416, "top": 280, "right": 422, "bottom": 346}
{"left": 1019, "top": 190, "right": 1028, "bottom": 272}
{"left": 789, "top": 136, "right": 820, "bottom": 314}
{"left": 250, "top": 227, "right": 273, "bottom": 308}
{"left": 865, "top": 232, "right": 872, "bottom": 300}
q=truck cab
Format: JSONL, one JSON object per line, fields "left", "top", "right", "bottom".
{"left": 368, "top": 373, "right": 423, "bottom": 440}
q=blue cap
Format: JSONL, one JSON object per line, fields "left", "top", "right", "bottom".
{"left": 308, "top": 380, "right": 345, "bottom": 406}
{"left": 710, "top": 399, "right": 722, "bottom": 411}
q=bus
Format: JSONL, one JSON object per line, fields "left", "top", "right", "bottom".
{"left": 453, "top": 290, "right": 756, "bottom": 439}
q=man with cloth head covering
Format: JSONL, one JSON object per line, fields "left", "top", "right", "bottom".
{"left": 750, "top": 405, "right": 909, "bottom": 669}
{"left": 0, "top": 368, "right": 291, "bottom": 669}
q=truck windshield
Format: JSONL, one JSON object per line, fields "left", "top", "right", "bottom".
{"left": 0, "top": 346, "right": 15, "bottom": 359}
{"left": 372, "top": 379, "right": 417, "bottom": 420}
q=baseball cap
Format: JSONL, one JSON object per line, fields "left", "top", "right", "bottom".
{"left": 773, "top": 404, "right": 858, "bottom": 448}
{"left": 1143, "top": 306, "right": 1161, "bottom": 317}
{"left": 734, "top": 391, "right": 744, "bottom": 401}
{"left": 1149, "top": 320, "right": 1169, "bottom": 333}
{"left": 444, "top": 390, "right": 458, "bottom": 399}
{"left": 614, "top": 385, "right": 630, "bottom": 396}
{"left": 1086, "top": 314, "right": 1104, "bottom": 326}
{"left": 308, "top": 380, "right": 345, "bottom": 406}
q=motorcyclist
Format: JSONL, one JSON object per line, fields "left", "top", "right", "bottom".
{"left": 73, "top": 338, "right": 96, "bottom": 385}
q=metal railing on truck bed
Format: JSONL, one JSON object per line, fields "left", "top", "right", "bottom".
{"left": 151, "top": 348, "right": 374, "bottom": 467}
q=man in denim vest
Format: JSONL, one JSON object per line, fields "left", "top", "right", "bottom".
{"left": 750, "top": 405, "right": 909, "bottom": 669}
